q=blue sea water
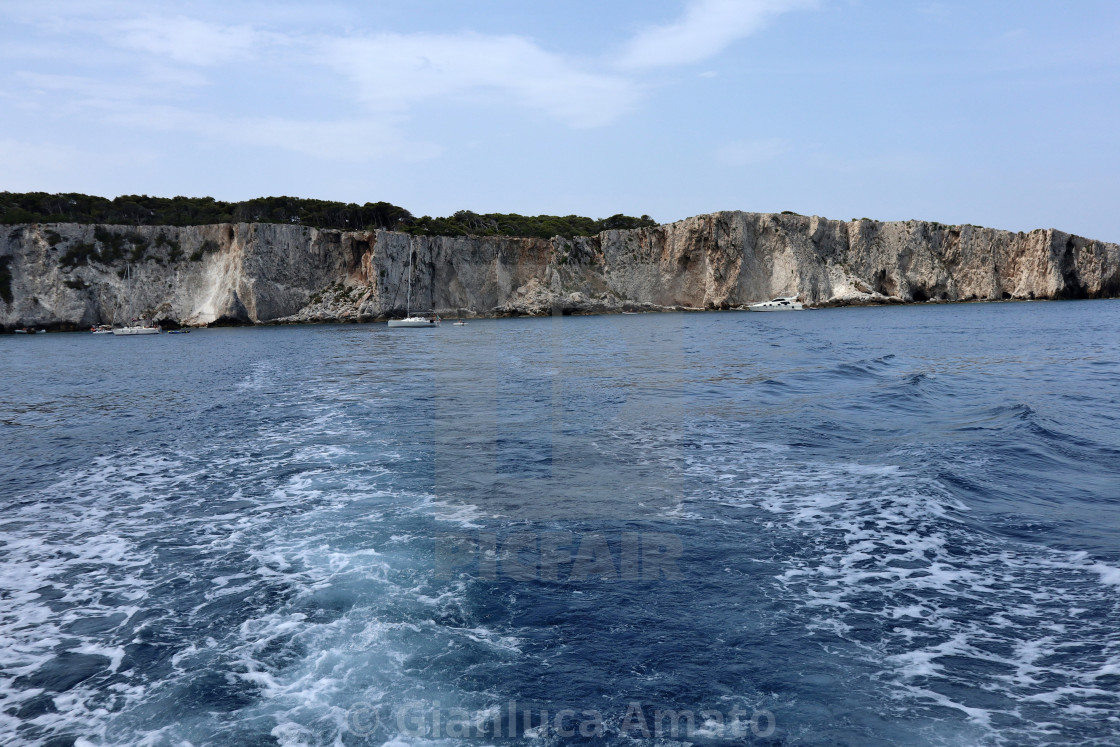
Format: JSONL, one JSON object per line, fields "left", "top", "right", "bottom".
{"left": 2, "top": 301, "right": 1119, "bottom": 746}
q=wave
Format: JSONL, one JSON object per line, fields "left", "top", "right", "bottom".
{"left": 0, "top": 398, "right": 487, "bottom": 745}
{"left": 678, "top": 426, "right": 1120, "bottom": 746}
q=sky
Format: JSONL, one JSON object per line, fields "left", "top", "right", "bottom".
{"left": 1, "top": 0, "right": 1118, "bottom": 241}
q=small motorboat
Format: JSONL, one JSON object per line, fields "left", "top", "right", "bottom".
{"left": 91, "top": 324, "right": 113, "bottom": 334}
{"left": 747, "top": 296, "right": 805, "bottom": 312}
{"left": 452, "top": 319, "right": 467, "bottom": 326}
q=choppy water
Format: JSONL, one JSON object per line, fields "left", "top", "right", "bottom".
{"left": 2, "top": 302, "right": 1119, "bottom": 746}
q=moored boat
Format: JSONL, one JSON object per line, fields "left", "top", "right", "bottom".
{"left": 747, "top": 296, "right": 805, "bottom": 311}
{"left": 388, "top": 316, "right": 440, "bottom": 328}
{"left": 112, "top": 265, "right": 161, "bottom": 335}
{"left": 387, "top": 242, "right": 439, "bottom": 328}
{"left": 113, "top": 323, "right": 160, "bottom": 335}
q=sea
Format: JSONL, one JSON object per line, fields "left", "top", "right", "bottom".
{"left": 2, "top": 301, "right": 1119, "bottom": 746}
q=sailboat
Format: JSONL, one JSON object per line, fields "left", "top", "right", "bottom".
{"left": 387, "top": 243, "right": 439, "bottom": 328}
{"left": 113, "top": 264, "right": 160, "bottom": 335}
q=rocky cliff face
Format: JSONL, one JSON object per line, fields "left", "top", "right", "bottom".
{"left": 2, "top": 212, "right": 1118, "bottom": 330}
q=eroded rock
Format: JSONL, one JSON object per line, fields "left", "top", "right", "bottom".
{"left": 1, "top": 213, "right": 1116, "bottom": 330}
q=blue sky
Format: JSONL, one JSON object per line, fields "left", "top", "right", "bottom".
{"left": 1, "top": 1, "right": 1118, "bottom": 241}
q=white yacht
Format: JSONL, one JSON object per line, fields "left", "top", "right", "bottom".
{"left": 747, "top": 296, "right": 805, "bottom": 312}
{"left": 113, "top": 323, "right": 160, "bottom": 335}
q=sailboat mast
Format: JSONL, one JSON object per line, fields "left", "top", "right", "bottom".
{"left": 405, "top": 244, "right": 413, "bottom": 316}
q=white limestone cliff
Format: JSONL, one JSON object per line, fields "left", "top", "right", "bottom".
{"left": 2, "top": 212, "right": 1117, "bottom": 330}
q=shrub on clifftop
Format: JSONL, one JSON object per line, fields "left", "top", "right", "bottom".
{"left": 0, "top": 192, "right": 657, "bottom": 240}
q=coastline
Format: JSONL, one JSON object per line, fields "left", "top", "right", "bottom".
{"left": 3, "top": 212, "right": 1118, "bottom": 332}
{"left": 5, "top": 294, "right": 1110, "bottom": 334}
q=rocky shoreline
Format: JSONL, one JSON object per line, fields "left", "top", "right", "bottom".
{"left": 2, "top": 212, "right": 1118, "bottom": 332}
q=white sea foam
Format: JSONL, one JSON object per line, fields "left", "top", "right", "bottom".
{"left": 0, "top": 395, "right": 486, "bottom": 747}
{"left": 675, "top": 426, "right": 1120, "bottom": 746}
{"left": 1090, "top": 562, "right": 1120, "bottom": 586}
{"left": 235, "top": 360, "right": 279, "bottom": 391}
{"left": 413, "top": 494, "right": 489, "bottom": 527}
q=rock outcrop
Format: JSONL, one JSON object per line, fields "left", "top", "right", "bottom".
{"left": 2, "top": 212, "right": 1118, "bottom": 330}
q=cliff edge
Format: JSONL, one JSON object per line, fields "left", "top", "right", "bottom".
{"left": 2, "top": 212, "right": 1118, "bottom": 330}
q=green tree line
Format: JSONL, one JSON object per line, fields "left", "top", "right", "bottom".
{"left": 0, "top": 192, "right": 656, "bottom": 239}
{"left": 403, "top": 210, "right": 657, "bottom": 239}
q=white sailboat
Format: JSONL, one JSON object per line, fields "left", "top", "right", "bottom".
{"left": 387, "top": 243, "right": 439, "bottom": 328}
{"left": 113, "top": 264, "right": 160, "bottom": 335}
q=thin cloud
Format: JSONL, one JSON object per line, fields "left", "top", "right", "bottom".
{"left": 18, "top": 8, "right": 642, "bottom": 131}
{"left": 0, "top": 2, "right": 818, "bottom": 163}
{"left": 321, "top": 32, "right": 639, "bottom": 128}
{"left": 97, "top": 103, "right": 442, "bottom": 161}
{"left": 110, "top": 16, "right": 264, "bottom": 67}
{"left": 618, "top": 0, "right": 817, "bottom": 70}
{"left": 15, "top": 70, "right": 205, "bottom": 104}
